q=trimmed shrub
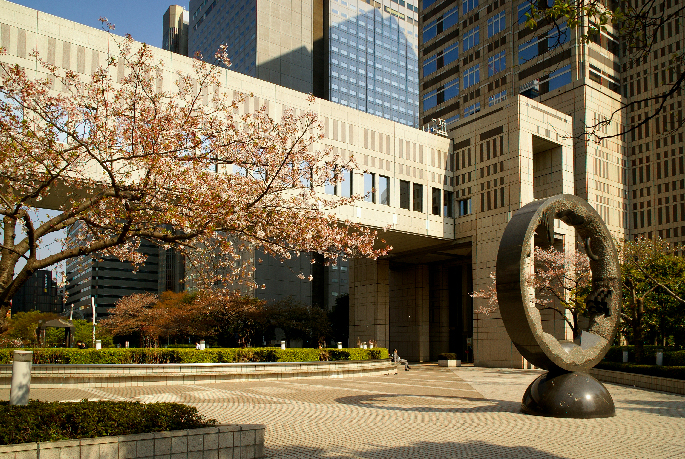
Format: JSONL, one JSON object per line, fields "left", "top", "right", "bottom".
{"left": 596, "top": 362, "right": 685, "bottom": 380}
{"left": 0, "top": 400, "right": 215, "bottom": 445}
{"left": 437, "top": 353, "right": 458, "bottom": 360}
{"left": 604, "top": 345, "right": 685, "bottom": 366}
{"left": 0, "top": 347, "right": 388, "bottom": 364}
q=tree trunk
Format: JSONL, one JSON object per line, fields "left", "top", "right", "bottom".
{"left": 634, "top": 298, "right": 644, "bottom": 364}
{"left": 0, "top": 301, "right": 10, "bottom": 334}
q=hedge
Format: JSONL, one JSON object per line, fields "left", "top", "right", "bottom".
{"left": 596, "top": 361, "right": 685, "bottom": 381}
{"left": 604, "top": 345, "right": 685, "bottom": 366}
{"left": 0, "top": 400, "right": 215, "bottom": 445}
{"left": 0, "top": 347, "right": 389, "bottom": 364}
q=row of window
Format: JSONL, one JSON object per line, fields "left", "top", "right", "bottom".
{"left": 423, "top": 42, "right": 459, "bottom": 76}
{"left": 423, "top": 5, "right": 459, "bottom": 42}
{"left": 325, "top": 173, "right": 472, "bottom": 218}
{"left": 423, "top": 77, "right": 459, "bottom": 110}
{"left": 518, "top": 22, "right": 569, "bottom": 64}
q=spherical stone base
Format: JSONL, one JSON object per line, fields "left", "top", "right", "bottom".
{"left": 521, "top": 371, "right": 615, "bottom": 418}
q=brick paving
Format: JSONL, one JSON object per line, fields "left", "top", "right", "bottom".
{"left": 2, "top": 365, "right": 684, "bottom": 458}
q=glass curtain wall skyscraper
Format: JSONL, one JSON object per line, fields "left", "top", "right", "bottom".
{"left": 328, "top": 0, "right": 420, "bottom": 126}
{"left": 188, "top": 0, "right": 421, "bottom": 127}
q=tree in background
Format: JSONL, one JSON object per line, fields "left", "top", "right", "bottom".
{"left": 0, "top": 23, "right": 388, "bottom": 333}
{"left": 2, "top": 310, "right": 59, "bottom": 347}
{"left": 262, "top": 298, "right": 334, "bottom": 348}
{"left": 192, "top": 292, "right": 266, "bottom": 348}
{"left": 620, "top": 237, "right": 685, "bottom": 362}
{"left": 472, "top": 246, "right": 592, "bottom": 340}
{"left": 44, "top": 319, "right": 113, "bottom": 348}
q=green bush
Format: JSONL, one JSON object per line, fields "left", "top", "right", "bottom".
{"left": 596, "top": 361, "right": 685, "bottom": 380}
{"left": 0, "top": 347, "right": 388, "bottom": 364}
{"left": 0, "top": 400, "right": 215, "bottom": 445}
{"left": 604, "top": 345, "right": 685, "bottom": 366}
{"left": 437, "top": 353, "right": 458, "bottom": 360}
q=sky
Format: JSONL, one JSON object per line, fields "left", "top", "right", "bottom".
{"left": 11, "top": 0, "right": 182, "bottom": 49}
{"left": 6, "top": 1, "right": 184, "bottom": 274}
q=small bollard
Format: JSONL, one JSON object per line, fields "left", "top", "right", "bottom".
{"left": 10, "top": 351, "right": 33, "bottom": 406}
{"left": 95, "top": 340, "right": 102, "bottom": 350}
{"left": 337, "top": 342, "right": 342, "bottom": 349}
{"left": 125, "top": 341, "right": 129, "bottom": 348}
{"left": 363, "top": 344, "right": 367, "bottom": 349}
{"left": 656, "top": 350, "right": 664, "bottom": 366}
{"left": 281, "top": 340, "right": 286, "bottom": 350}
{"left": 199, "top": 340, "right": 206, "bottom": 350}
{"left": 623, "top": 350, "right": 629, "bottom": 363}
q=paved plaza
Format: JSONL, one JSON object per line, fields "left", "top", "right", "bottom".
{"left": 2, "top": 365, "right": 684, "bottom": 458}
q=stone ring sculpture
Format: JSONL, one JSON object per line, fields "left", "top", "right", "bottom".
{"left": 496, "top": 194, "right": 620, "bottom": 418}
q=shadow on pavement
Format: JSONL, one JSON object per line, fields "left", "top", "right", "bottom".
{"left": 267, "top": 440, "right": 570, "bottom": 458}
{"left": 334, "top": 393, "right": 522, "bottom": 413}
{"left": 616, "top": 398, "right": 685, "bottom": 418}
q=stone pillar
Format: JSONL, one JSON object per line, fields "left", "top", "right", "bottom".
{"left": 349, "top": 258, "right": 389, "bottom": 349}
{"left": 10, "top": 350, "right": 32, "bottom": 405}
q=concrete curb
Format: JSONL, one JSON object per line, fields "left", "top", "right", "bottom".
{"left": 590, "top": 368, "right": 685, "bottom": 395}
{"left": 0, "top": 360, "right": 397, "bottom": 389}
{"left": 0, "top": 424, "right": 265, "bottom": 459}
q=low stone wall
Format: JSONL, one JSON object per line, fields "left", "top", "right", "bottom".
{"left": 0, "top": 360, "right": 396, "bottom": 389}
{"left": 590, "top": 368, "right": 685, "bottom": 395}
{"left": 0, "top": 425, "right": 264, "bottom": 459}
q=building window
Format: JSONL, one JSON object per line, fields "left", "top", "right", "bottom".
{"left": 488, "top": 50, "right": 506, "bottom": 77}
{"left": 464, "top": 102, "right": 481, "bottom": 117}
{"left": 342, "top": 169, "right": 353, "bottom": 197}
{"left": 445, "top": 114, "right": 460, "bottom": 125}
{"left": 432, "top": 187, "right": 441, "bottom": 215}
{"left": 422, "top": 77, "right": 459, "bottom": 111}
{"left": 458, "top": 198, "right": 472, "bottom": 216}
{"left": 487, "top": 11, "right": 506, "bottom": 38}
{"left": 400, "top": 180, "right": 411, "bottom": 209}
{"left": 413, "top": 183, "right": 423, "bottom": 212}
{"left": 546, "top": 64, "right": 572, "bottom": 91}
{"left": 488, "top": 89, "right": 507, "bottom": 106}
{"left": 518, "top": 36, "right": 539, "bottom": 64}
{"left": 463, "top": 26, "right": 480, "bottom": 52}
{"left": 517, "top": 1, "right": 532, "bottom": 24}
{"left": 444, "top": 191, "right": 454, "bottom": 217}
{"left": 423, "top": 5, "right": 459, "bottom": 42}
{"left": 364, "top": 173, "right": 376, "bottom": 203}
{"left": 379, "top": 175, "right": 390, "bottom": 205}
{"left": 463, "top": 64, "right": 480, "bottom": 89}
{"left": 422, "top": 42, "right": 459, "bottom": 77}
{"left": 462, "top": 0, "right": 478, "bottom": 16}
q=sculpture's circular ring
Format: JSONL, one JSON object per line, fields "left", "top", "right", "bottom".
{"left": 495, "top": 194, "right": 620, "bottom": 372}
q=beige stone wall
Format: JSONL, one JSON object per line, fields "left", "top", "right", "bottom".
{"left": 256, "top": 0, "right": 314, "bottom": 93}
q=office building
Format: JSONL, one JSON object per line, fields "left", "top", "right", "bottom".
{"left": 187, "top": 0, "right": 421, "bottom": 127}
{"left": 11, "top": 270, "right": 62, "bottom": 315}
{"left": 4, "top": 0, "right": 683, "bottom": 364}
{"left": 64, "top": 226, "right": 185, "bottom": 319}
{"left": 417, "top": 0, "right": 682, "bottom": 365}
{"left": 163, "top": 5, "right": 189, "bottom": 56}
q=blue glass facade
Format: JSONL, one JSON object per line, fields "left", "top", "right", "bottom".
{"left": 329, "top": 0, "right": 420, "bottom": 127}
{"left": 189, "top": 0, "right": 257, "bottom": 77}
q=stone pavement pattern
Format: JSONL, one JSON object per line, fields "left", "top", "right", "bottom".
{"left": 2, "top": 366, "right": 683, "bottom": 458}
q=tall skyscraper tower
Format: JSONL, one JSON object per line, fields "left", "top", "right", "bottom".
{"left": 188, "top": 0, "right": 421, "bottom": 127}
{"left": 163, "top": 5, "right": 189, "bottom": 56}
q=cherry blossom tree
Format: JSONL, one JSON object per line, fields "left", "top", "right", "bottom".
{"left": 0, "top": 28, "right": 387, "bottom": 333}
{"left": 471, "top": 246, "right": 592, "bottom": 340}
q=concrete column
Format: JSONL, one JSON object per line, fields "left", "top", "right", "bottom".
{"left": 349, "top": 258, "right": 390, "bottom": 349}
{"left": 10, "top": 350, "right": 32, "bottom": 405}
{"left": 389, "top": 264, "right": 430, "bottom": 362}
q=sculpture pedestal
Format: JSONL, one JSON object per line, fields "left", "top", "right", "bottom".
{"left": 522, "top": 371, "right": 615, "bottom": 418}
